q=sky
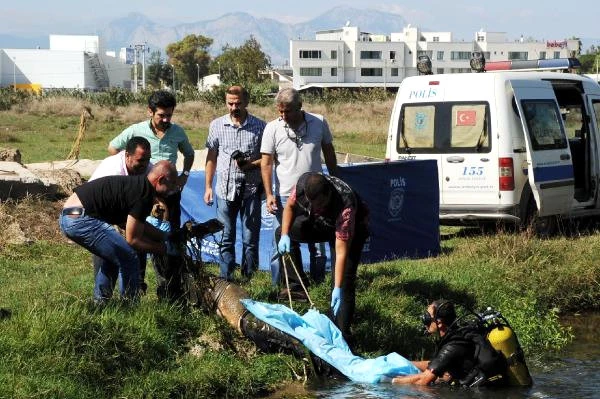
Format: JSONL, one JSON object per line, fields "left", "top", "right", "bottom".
{"left": 3, "top": 0, "right": 599, "bottom": 43}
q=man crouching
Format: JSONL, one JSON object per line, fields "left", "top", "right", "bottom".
{"left": 59, "top": 161, "right": 179, "bottom": 304}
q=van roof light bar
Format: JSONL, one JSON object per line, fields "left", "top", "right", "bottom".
{"left": 472, "top": 57, "right": 581, "bottom": 72}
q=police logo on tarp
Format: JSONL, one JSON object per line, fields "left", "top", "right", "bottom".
{"left": 388, "top": 188, "right": 405, "bottom": 219}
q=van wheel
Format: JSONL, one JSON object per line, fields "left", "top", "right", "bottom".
{"left": 523, "top": 198, "right": 556, "bottom": 238}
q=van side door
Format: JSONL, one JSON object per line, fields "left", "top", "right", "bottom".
{"left": 586, "top": 95, "right": 600, "bottom": 205}
{"left": 511, "top": 79, "right": 574, "bottom": 217}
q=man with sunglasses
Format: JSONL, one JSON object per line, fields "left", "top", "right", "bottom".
{"left": 392, "top": 300, "right": 507, "bottom": 386}
{"left": 261, "top": 88, "right": 339, "bottom": 294}
{"left": 277, "top": 172, "right": 369, "bottom": 344}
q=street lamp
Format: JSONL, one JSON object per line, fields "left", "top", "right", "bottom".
{"left": 196, "top": 63, "right": 200, "bottom": 87}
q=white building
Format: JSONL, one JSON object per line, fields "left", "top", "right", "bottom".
{"left": 290, "top": 25, "right": 580, "bottom": 90}
{"left": 0, "top": 35, "right": 131, "bottom": 91}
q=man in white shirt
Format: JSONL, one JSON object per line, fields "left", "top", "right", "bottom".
{"left": 89, "top": 136, "right": 152, "bottom": 181}
{"left": 261, "top": 88, "right": 338, "bottom": 297}
{"left": 88, "top": 136, "right": 152, "bottom": 293}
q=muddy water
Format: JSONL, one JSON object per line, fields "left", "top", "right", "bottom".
{"left": 309, "top": 314, "right": 600, "bottom": 399}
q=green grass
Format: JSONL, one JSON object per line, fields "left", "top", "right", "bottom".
{"left": 1, "top": 224, "right": 599, "bottom": 397}
{"left": 1, "top": 95, "right": 599, "bottom": 397}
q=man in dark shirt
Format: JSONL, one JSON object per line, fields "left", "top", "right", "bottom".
{"left": 59, "top": 161, "right": 178, "bottom": 303}
{"left": 277, "top": 172, "right": 369, "bottom": 343}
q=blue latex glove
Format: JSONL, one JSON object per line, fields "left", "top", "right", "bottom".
{"left": 278, "top": 234, "right": 291, "bottom": 253}
{"left": 165, "top": 240, "right": 179, "bottom": 256}
{"left": 331, "top": 287, "right": 342, "bottom": 317}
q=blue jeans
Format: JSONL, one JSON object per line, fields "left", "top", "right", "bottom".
{"left": 216, "top": 191, "right": 261, "bottom": 280}
{"left": 59, "top": 213, "right": 140, "bottom": 302}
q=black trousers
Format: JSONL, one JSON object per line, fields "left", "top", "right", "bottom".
{"left": 276, "top": 215, "right": 369, "bottom": 338}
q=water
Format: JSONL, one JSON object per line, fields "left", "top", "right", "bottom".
{"left": 309, "top": 314, "right": 600, "bottom": 399}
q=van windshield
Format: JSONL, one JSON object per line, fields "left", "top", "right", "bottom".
{"left": 399, "top": 102, "right": 490, "bottom": 154}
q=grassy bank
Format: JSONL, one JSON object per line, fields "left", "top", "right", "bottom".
{"left": 1, "top": 197, "right": 599, "bottom": 397}
{"left": 0, "top": 95, "right": 391, "bottom": 163}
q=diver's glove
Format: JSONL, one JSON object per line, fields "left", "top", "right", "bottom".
{"left": 331, "top": 287, "right": 342, "bottom": 317}
{"left": 165, "top": 240, "right": 179, "bottom": 256}
{"left": 278, "top": 234, "right": 291, "bottom": 253}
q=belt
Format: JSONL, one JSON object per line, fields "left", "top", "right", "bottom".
{"left": 62, "top": 207, "right": 85, "bottom": 217}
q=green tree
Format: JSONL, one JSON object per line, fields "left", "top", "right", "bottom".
{"left": 166, "top": 34, "right": 213, "bottom": 87}
{"left": 210, "top": 36, "right": 271, "bottom": 84}
{"left": 146, "top": 50, "right": 172, "bottom": 88}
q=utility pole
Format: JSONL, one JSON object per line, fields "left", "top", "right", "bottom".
{"left": 170, "top": 64, "right": 175, "bottom": 91}
{"left": 131, "top": 43, "right": 148, "bottom": 92}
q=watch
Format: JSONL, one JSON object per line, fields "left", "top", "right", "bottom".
{"left": 182, "top": 170, "right": 190, "bottom": 176}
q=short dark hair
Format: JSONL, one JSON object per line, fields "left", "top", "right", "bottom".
{"left": 148, "top": 90, "right": 177, "bottom": 112}
{"left": 432, "top": 300, "right": 456, "bottom": 325}
{"left": 304, "top": 173, "right": 332, "bottom": 201}
{"left": 226, "top": 85, "right": 249, "bottom": 103}
{"left": 125, "top": 136, "right": 151, "bottom": 154}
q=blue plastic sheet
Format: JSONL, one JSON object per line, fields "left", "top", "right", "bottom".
{"left": 241, "top": 299, "right": 419, "bottom": 383}
{"left": 180, "top": 160, "right": 440, "bottom": 270}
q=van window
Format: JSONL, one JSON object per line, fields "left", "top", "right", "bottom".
{"left": 592, "top": 101, "right": 600, "bottom": 132}
{"left": 398, "top": 102, "right": 490, "bottom": 153}
{"left": 402, "top": 105, "right": 435, "bottom": 148}
{"left": 521, "top": 100, "right": 568, "bottom": 150}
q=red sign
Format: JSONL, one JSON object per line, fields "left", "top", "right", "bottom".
{"left": 547, "top": 40, "right": 567, "bottom": 49}
{"left": 456, "top": 110, "right": 476, "bottom": 126}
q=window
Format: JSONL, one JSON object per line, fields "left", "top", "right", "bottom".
{"left": 331, "top": 68, "right": 337, "bottom": 76}
{"left": 436, "top": 68, "right": 445, "bottom": 74}
{"left": 539, "top": 51, "right": 546, "bottom": 60}
{"left": 508, "top": 51, "right": 528, "bottom": 60}
{"left": 433, "top": 36, "right": 440, "bottom": 42}
{"left": 360, "top": 51, "right": 382, "bottom": 59}
{"left": 521, "top": 100, "right": 567, "bottom": 150}
{"left": 300, "top": 67, "right": 322, "bottom": 76}
{"left": 390, "top": 51, "right": 396, "bottom": 60}
{"left": 437, "top": 51, "right": 444, "bottom": 61}
{"left": 450, "top": 51, "right": 471, "bottom": 60}
{"left": 331, "top": 50, "right": 337, "bottom": 60}
{"left": 477, "top": 35, "right": 485, "bottom": 42}
{"left": 299, "top": 50, "right": 321, "bottom": 59}
{"left": 449, "top": 68, "right": 472, "bottom": 73}
{"left": 398, "top": 102, "right": 491, "bottom": 153}
{"left": 554, "top": 51, "right": 561, "bottom": 59}
{"left": 391, "top": 68, "right": 398, "bottom": 76}
{"left": 361, "top": 68, "right": 383, "bottom": 76}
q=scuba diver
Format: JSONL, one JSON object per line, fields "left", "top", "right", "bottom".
{"left": 392, "top": 300, "right": 532, "bottom": 387}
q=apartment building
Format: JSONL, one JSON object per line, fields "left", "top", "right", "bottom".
{"left": 290, "top": 25, "right": 580, "bottom": 90}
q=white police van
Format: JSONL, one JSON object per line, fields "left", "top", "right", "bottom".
{"left": 385, "top": 57, "right": 600, "bottom": 234}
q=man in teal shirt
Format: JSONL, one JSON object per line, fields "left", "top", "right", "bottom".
{"left": 108, "top": 90, "right": 194, "bottom": 300}
{"left": 108, "top": 90, "right": 195, "bottom": 188}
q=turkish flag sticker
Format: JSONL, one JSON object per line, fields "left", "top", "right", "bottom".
{"left": 456, "top": 110, "right": 476, "bottom": 126}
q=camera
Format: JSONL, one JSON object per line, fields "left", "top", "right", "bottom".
{"left": 231, "top": 150, "right": 249, "bottom": 168}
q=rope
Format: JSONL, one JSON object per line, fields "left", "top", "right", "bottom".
{"left": 281, "top": 253, "right": 315, "bottom": 309}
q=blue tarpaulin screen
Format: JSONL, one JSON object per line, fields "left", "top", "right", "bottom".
{"left": 180, "top": 160, "right": 439, "bottom": 271}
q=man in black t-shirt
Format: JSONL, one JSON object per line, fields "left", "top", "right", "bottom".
{"left": 59, "top": 161, "right": 178, "bottom": 303}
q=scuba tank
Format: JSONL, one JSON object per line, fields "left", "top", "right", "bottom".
{"left": 481, "top": 308, "right": 533, "bottom": 386}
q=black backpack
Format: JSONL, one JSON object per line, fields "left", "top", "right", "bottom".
{"left": 455, "top": 323, "right": 508, "bottom": 387}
